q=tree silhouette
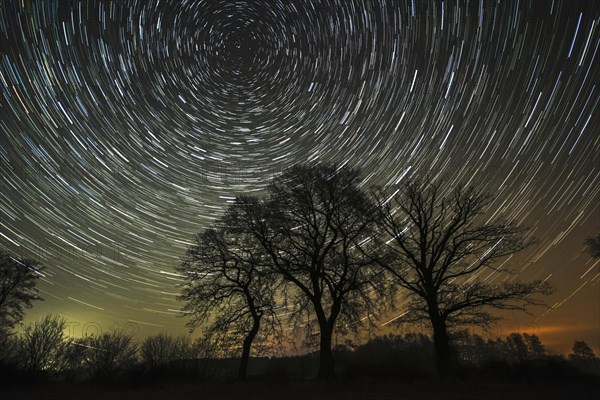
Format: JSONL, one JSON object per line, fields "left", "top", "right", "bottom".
{"left": 236, "top": 164, "right": 384, "bottom": 379}
{"left": 19, "top": 314, "right": 67, "bottom": 376}
{"left": 570, "top": 341, "right": 596, "bottom": 361}
{"left": 373, "top": 179, "right": 552, "bottom": 374}
{"left": 0, "top": 250, "right": 45, "bottom": 334}
{"left": 140, "top": 333, "right": 194, "bottom": 371}
{"left": 568, "top": 340, "right": 599, "bottom": 372}
{"left": 80, "top": 331, "right": 137, "bottom": 379}
{"left": 506, "top": 332, "right": 546, "bottom": 363}
{"left": 585, "top": 232, "right": 600, "bottom": 258}
{"left": 177, "top": 211, "right": 281, "bottom": 380}
{"left": 0, "top": 328, "right": 20, "bottom": 365}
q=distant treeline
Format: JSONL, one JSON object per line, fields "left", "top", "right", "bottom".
{"left": 1, "top": 314, "right": 598, "bottom": 384}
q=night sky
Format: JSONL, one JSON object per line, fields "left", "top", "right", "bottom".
{"left": 1, "top": 0, "right": 598, "bottom": 354}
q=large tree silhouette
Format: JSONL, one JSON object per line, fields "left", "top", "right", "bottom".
{"left": 236, "top": 164, "right": 384, "bottom": 379}
{"left": 0, "top": 250, "right": 44, "bottom": 333}
{"left": 374, "top": 180, "right": 552, "bottom": 374}
{"left": 177, "top": 211, "right": 280, "bottom": 380}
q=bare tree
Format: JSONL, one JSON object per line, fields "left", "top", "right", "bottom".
{"left": 374, "top": 179, "right": 552, "bottom": 374}
{"left": 177, "top": 211, "right": 281, "bottom": 380}
{"left": 585, "top": 232, "right": 600, "bottom": 258}
{"left": 237, "top": 164, "right": 384, "bottom": 379}
{"left": 19, "top": 314, "right": 67, "bottom": 375}
{"left": 0, "top": 251, "right": 45, "bottom": 333}
{"left": 80, "top": 331, "right": 137, "bottom": 379}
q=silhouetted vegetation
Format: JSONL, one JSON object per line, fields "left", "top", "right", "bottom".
{"left": 193, "top": 164, "right": 387, "bottom": 379}
{"left": 140, "top": 333, "right": 195, "bottom": 372}
{"left": 0, "top": 166, "right": 597, "bottom": 399}
{"left": 0, "top": 250, "right": 45, "bottom": 334}
{"left": 1, "top": 319, "right": 599, "bottom": 390}
{"left": 372, "top": 179, "right": 553, "bottom": 374}
{"left": 585, "top": 231, "right": 600, "bottom": 258}
{"left": 177, "top": 209, "right": 282, "bottom": 380}
{"left": 18, "top": 314, "right": 69, "bottom": 377}
{"left": 570, "top": 341, "right": 600, "bottom": 373}
{"left": 80, "top": 331, "right": 138, "bottom": 380}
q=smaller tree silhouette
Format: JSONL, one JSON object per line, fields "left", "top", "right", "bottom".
{"left": 569, "top": 341, "right": 596, "bottom": 361}
{"left": 141, "top": 333, "right": 194, "bottom": 371}
{"left": 0, "top": 251, "right": 45, "bottom": 334}
{"left": 373, "top": 179, "right": 553, "bottom": 374}
{"left": 80, "top": 331, "right": 137, "bottom": 379}
{"left": 585, "top": 232, "right": 600, "bottom": 259}
{"left": 177, "top": 209, "right": 281, "bottom": 380}
{"left": 19, "top": 314, "right": 67, "bottom": 376}
{"left": 505, "top": 333, "right": 545, "bottom": 363}
{"left": 568, "top": 340, "right": 599, "bottom": 373}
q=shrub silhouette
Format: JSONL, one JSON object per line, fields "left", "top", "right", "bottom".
{"left": 18, "top": 314, "right": 68, "bottom": 377}
{"left": 141, "top": 333, "right": 194, "bottom": 371}
{"left": 79, "top": 331, "right": 137, "bottom": 380}
{"left": 337, "top": 333, "right": 435, "bottom": 380}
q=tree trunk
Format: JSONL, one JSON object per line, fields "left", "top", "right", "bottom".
{"left": 431, "top": 317, "right": 454, "bottom": 376}
{"left": 238, "top": 316, "right": 260, "bottom": 380}
{"left": 316, "top": 325, "right": 336, "bottom": 380}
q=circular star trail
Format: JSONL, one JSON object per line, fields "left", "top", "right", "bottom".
{"left": 0, "top": 0, "right": 598, "bottom": 351}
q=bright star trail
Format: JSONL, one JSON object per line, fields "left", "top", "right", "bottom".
{"left": 0, "top": 0, "right": 598, "bottom": 353}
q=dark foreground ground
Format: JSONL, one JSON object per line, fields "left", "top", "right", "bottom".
{"left": 2, "top": 379, "right": 599, "bottom": 400}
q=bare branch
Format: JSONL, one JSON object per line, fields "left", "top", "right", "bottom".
{"left": 373, "top": 178, "right": 553, "bottom": 373}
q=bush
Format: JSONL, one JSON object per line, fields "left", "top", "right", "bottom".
{"left": 79, "top": 331, "right": 137, "bottom": 380}
{"left": 18, "top": 314, "right": 68, "bottom": 377}
{"left": 337, "top": 334, "right": 436, "bottom": 380}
